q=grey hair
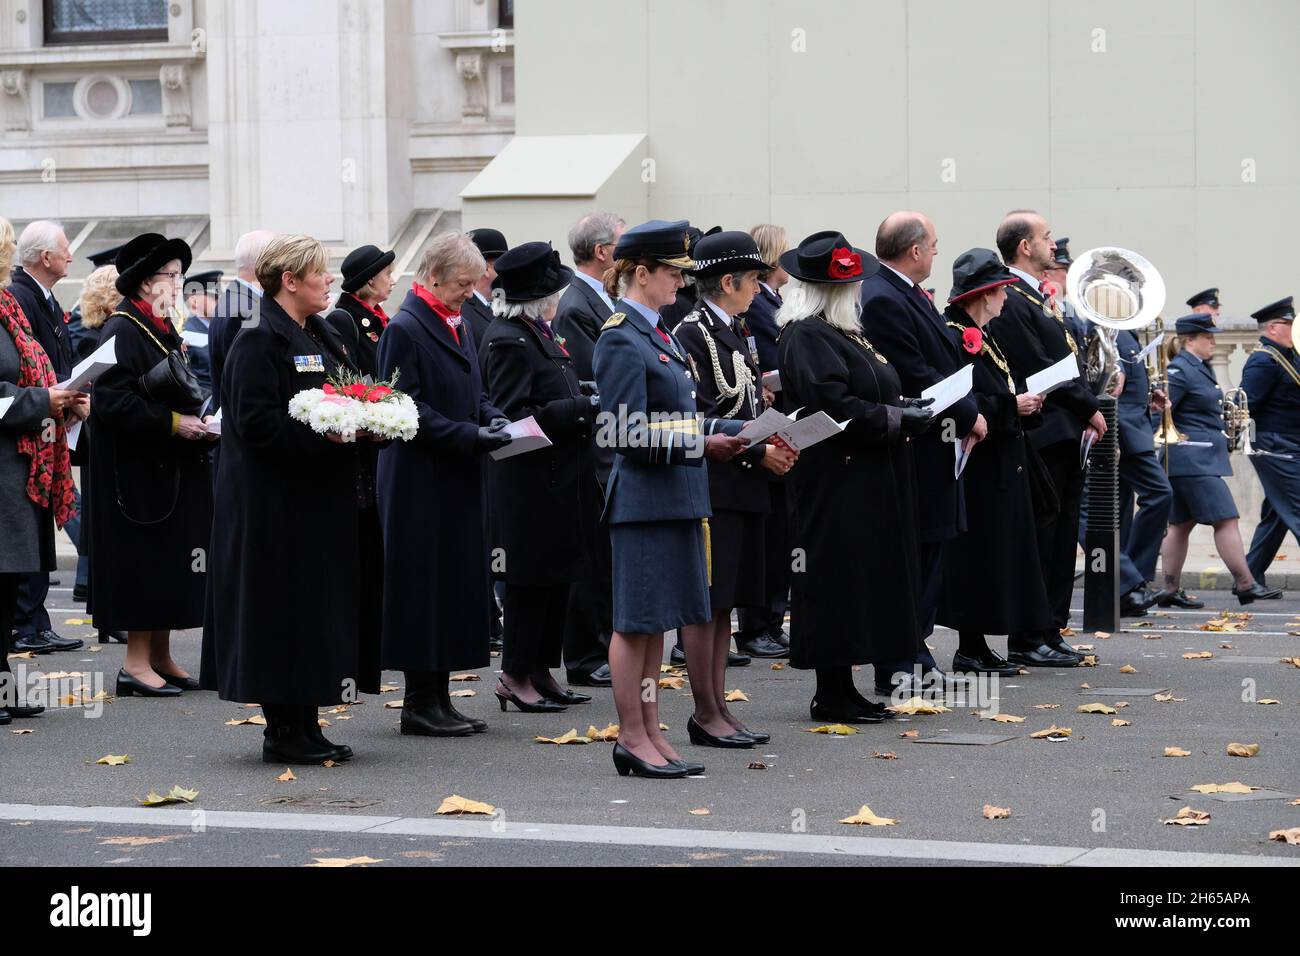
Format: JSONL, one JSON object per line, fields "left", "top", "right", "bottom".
{"left": 875, "top": 214, "right": 928, "bottom": 262}
{"left": 568, "top": 212, "right": 625, "bottom": 265}
{"left": 17, "top": 220, "right": 66, "bottom": 267}
{"left": 418, "top": 232, "right": 485, "bottom": 285}
{"left": 694, "top": 270, "right": 759, "bottom": 301}
{"left": 491, "top": 288, "right": 563, "bottom": 321}
{"left": 776, "top": 278, "right": 863, "bottom": 333}
{"left": 234, "top": 229, "right": 276, "bottom": 273}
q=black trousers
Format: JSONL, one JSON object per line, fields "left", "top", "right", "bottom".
{"left": 13, "top": 571, "right": 51, "bottom": 637}
{"left": 504, "top": 583, "right": 569, "bottom": 674}
{"left": 737, "top": 481, "right": 791, "bottom": 640}
{"left": 1034, "top": 439, "right": 1084, "bottom": 632}
{"left": 1, "top": 573, "right": 18, "bottom": 672}
{"left": 562, "top": 517, "right": 612, "bottom": 677}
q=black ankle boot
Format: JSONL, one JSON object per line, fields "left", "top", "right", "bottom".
{"left": 301, "top": 706, "right": 352, "bottom": 761}
{"left": 400, "top": 671, "right": 474, "bottom": 737}
{"left": 262, "top": 706, "right": 338, "bottom": 764}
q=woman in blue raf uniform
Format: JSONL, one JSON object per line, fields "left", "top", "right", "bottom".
{"left": 593, "top": 220, "right": 747, "bottom": 779}
{"left": 1158, "top": 314, "right": 1282, "bottom": 605}
{"left": 776, "top": 231, "right": 934, "bottom": 722}
{"left": 1243, "top": 297, "right": 1300, "bottom": 589}
{"left": 673, "top": 232, "right": 798, "bottom": 748}
{"left": 480, "top": 242, "right": 601, "bottom": 713}
{"left": 936, "top": 249, "right": 1049, "bottom": 676}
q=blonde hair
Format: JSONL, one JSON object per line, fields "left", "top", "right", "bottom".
{"left": 417, "top": 232, "right": 485, "bottom": 287}
{"left": 776, "top": 278, "right": 863, "bottom": 333}
{"left": 0, "top": 217, "right": 15, "bottom": 288}
{"left": 749, "top": 224, "right": 788, "bottom": 279}
{"left": 603, "top": 258, "right": 670, "bottom": 299}
{"left": 78, "top": 266, "right": 121, "bottom": 330}
{"left": 256, "top": 234, "right": 329, "bottom": 297}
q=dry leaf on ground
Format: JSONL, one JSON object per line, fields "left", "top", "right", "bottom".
{"left": 383, "top": 700, "right": 403, "bottom": 709}
{"left": 724, "top": 689, "right": 749, "bottom": 702}
{"left": 1029, "top": 726, "right": 1072, "bottom": 739}
{"left": 1154, "top": 693, "right": 1186, "bottom": 702}
{"left": 1162, "top": 806, "right": 1211, "bottom": 826}
{"left": 136, "top": 785, "right": 198, "bottom": 806}
{"left": 1189, "top": 782, "right": 1259, "bottom": 794}
{"left": 872, "top": 751, "right": 898, "bottom": 760}
{"left": 807, "top": 724, "right": 859, "bottom": 735}
{"left": 899, "top": 729, "right": 919, "bottom": 738}
{"left": 1269, "top": 827, "right": 1300, "bottom": 845}
{"left": 658, "top": 677, "right": 686, "bottom": 690}
{"left": 978, "top": 712, "right": 1025, "bottom": 723}
{"left": 982, "top": 804, "right": 1011, "bottom": 820}
{"left": 449, "top": 689, "right": 476, "bottom": 698}
{"left": 889, "top": 696, "right": 950, "bottom": 715}
{"left": 1112, "top": 719, "right": 1131, "bottom": 726}
{"left": 534, "top": 729, "right": 591, "bottom": 745}
{"left": 1119, "top": 664, "right": 1137, "bottom": 674}
{"left": 839, "top": 805, "right": 898, "bottom": 826}
{"left": 1033, "top": 703, "right": 1060, "bottom": 710}
{"left": 1164, "top": 746, "right": 1192, "bottom": 757}
{"left": 1226, "top": 742, "right": 1260, "bottom": 758}
{"left": 225, "top": 715, "right": 267, "bottom": 726}
{"left": 1080, "top": 655, "right": 1098, "bottom": 667}
{"left": 449, "top": 673, "right": 480, "bottom": 682}
{"left": 688, "top": 808, "right": 711, "bottom": 816}
{"left": 747, "top": 761, "right": 768, "bottom": 770}
{"left": 308, "top": 856, "right": 384, "bottom": 867}
{"left": 1258, "top": 699, "right": 1280, "bottom": 705}
{"left": 1076, "top": 702, "right": 1118, "bottom": 715}
{"left": 277, "top": 769, "right": 296, "bottom": 782}
{"left": 1183, "top": 652, "right": 1213, "bottom": 660}
{"left": 95, "top": 754, "right": 130, "bottom": 766}
{"left": 435, "top": 795, "right": 495, "bottom": 815}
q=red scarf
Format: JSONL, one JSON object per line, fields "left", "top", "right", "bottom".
{"left": 0, "top": 290, "right": 77, "bottom": 529}
{"left": 354, "top": 295, "right": 389, "bottom": 330}
{"left": 130, "top": 296, "right": 175, "bottom": 338}
{"left": 411, "top": 282, "right": 461, "bottom": 346}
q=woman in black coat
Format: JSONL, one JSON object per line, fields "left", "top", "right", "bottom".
{"left": 936, "top": 249, "right": 1050, "bottom": 675}
{"left": 329, "top": 244, "right": 396, "bottom": 379}
{"left": 377, "top": 232, "right": 510, "bottom": 738}
{"left": 480, "top": 242, "right": 601, "bottom": 713}
{"left": 775, "top": 231, "right": 934, "bottom": 721}
{"left": 201, "top": 234, "right": 373, "bottom": 764}
{"left": 87, "top": 233, "right": 215, "bottom": 698}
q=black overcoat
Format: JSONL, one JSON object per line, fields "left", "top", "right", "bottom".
{"left": 376, "top": 290, "right": 504, "bottom": 672}
{"left": 936, "top": 311, "right": 1053, "bottom": 635}
{"left": 328, "top": 292, "right": 386, "bottom": 379}
{"left": 86, "top": 299, "right": 212, "bottom": 631}
{"left": 480, "top": 313, "right": 599, "bottom": 585}
{"left": 200, "top": 297, "right": 367, "bottom": 705}
{"left": 776, "top": 315, "right": 920, "bottom": 668}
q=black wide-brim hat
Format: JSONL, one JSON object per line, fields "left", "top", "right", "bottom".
{"left": 1174, "top": 312, "right": 1223, "bottom": 335}
{"left": 341, "top": 244, "right": 396, "bottom": 294}
{"left": 688, "top": 230, "right": 772, "bottom": 278}
{"left": 1249, "top": 295, "right": 1294, "bottom": 324}
{"left": 467, "top": 228, "right": 509, "bottom": 260}
{"left": 779, "top": 230, "right": 879, "bottom": 285}
{"left": 949, "top": 247, "right": 1017, "bottom": 304}
{"left": 492, "top": 241, "right": 574, "bottom": 304}
{"left": 114, "top": 233, "right": 193, "bottom": 297}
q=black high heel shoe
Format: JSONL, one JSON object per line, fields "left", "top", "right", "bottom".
{"left": 494, "top": 684, "right": 567, "bottom": 714}
{"left": 157, "top": 670, "right": 200, "bottom": 691}
{"left": 686, "top": 715, "right": 754, "bottom": 748}
{"left": 612, "top": 743, "right": 687, "bottom": 778}
{"left": 115, "top": 669, "right": 182, "bottom": 698}
{"left": 536, "top": 685, "right": 593, "bottom": 706}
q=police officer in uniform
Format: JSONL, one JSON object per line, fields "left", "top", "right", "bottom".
{"left": 1159, "top": 314, "right": 1282, "bottom": 605}
{"left": 1243, "top": 296, "right": 1300, "bottom": 588}
{"left": 1186, "top": 288, "right": 1221, "bottom": 318}
{"left": 593, "top": 219, "right": 748, "bottom": 778}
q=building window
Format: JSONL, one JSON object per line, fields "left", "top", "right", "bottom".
{"left": 44, "top": 0, "right": 169, "bottom": 45}
{"left": 42, "top": 82, "right": 78, "bottom": 119}
{"left": 498, "top": 0, "right": 514, "bottom": 29}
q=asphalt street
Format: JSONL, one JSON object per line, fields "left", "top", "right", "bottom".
{"left": 3, "top": 586, "right": 1299, "bottom": 867}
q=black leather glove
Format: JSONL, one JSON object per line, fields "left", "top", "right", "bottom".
{"left": 488, "top": 416, "right": 510, "bottom": 431}
{"left": 476, "top": 425, "right": 512, "bottom": 452}
{"left": 579, "top": 380, "right": 599, "bottom": 397}
{"left": 900, "top": 406, "right": 934, "bottom": 437}
{"left": 901, "top": 396, "right": 935, "bottom": 410}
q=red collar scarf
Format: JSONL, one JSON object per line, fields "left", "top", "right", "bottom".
{"left": 130, "top": 296, "right": 174, "bottom": 338}
{"left": 349, "top": 293, "right": 389, "bottom": 330}
{"left": 0, "top": 290, "right": 77, "bottom": 528}
{"left": 411, "top": 282, "right": 461, "bottom": 346}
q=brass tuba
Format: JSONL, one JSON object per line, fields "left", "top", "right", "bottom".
{"left": 1066, "top": 247, "right": 1167, "bottom": 398}
{"left": 1223, "top": 387, "right": 1253, "bottom": 454}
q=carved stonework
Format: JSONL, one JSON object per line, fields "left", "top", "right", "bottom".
{"left": 1, "top": 69, "right": 30, "bottom": 132}
{"left": 456, "top": 52, "right": 487, "bottom": 121}
{"left": 160, "top": 63, "right": 191, "bottom": 128}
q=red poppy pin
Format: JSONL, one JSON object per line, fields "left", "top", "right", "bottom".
{"left": 658, "top": 352, "right": 670, "bottom": 363}
{"left": 827, "top": 247, "right": 863, "bottom": 280}
{"left": 962, "top": 326, "right": 983, "bottom": 354}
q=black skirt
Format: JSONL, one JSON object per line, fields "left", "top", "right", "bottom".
{"left": 707, "top": 509, "right": 765, "bottom": 610}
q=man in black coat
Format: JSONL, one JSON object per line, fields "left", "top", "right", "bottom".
{"left": 988, "top": 211, "right": 1107, "bottom": 666}
{"left": 552, "top": 212, "right": 625, "bottom": 685}
{"left": 860, "top": 212, "right": 985, "bottom": 692}
{"left": 463, "top": 228, "right": 509, "bottom": 350}
{"left": 208, "top": 229, "right": 274, "bottom": 415}
{"left": 8, "top": 221, "right": 82, "bottom": 654}
{"left": 182, "top": 270, "right": 222, "bottom": 402}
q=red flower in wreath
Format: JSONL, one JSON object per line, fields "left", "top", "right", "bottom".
{"left": 827, "top": 247, "right": 863, "bottom": 280}
{"left": 962, "top": 326, "right": 983, "bottom": 354}
{"left": 364, "top": 385, "right": 395, "bottom": 402}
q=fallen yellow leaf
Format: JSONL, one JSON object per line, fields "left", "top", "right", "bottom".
{"left": 658, "top": 677, "right": 686, "bottom": 690}
{"left": 277, "top": 769, "right": 296, "bottom": 782}
{"left": 317, "top": 719, "right": 330, "bottom": 728}
{"left": 1115, "top": 701, "right": 1129, "bottom": 709}
{"left": 308, "top": 856, "right": 385, "bottom": 867}
{"left": 1189, "top": 782, "right": 1259, "bottom": 794}
{"left": 1144, "top": 633, "right": 1162, "bottom": 640}
{"left": 1281, "top": 657, "right": 1300, "bottom": 668}
{"left": 10, "top": 729, "right": 33, "bottom": 735}
{"left": 450, "top": 673, "right": 480, "bottom": 682}
{"left": 982, "top": 804, "right": 1011, "bottom": 820}
{"left": 1111, "top": 719, "right": 1131, "bottom": 727}
{"left": 1226, "top": 742, "right": 1260, "bottom": 758}
{"left": 534, "top": 729, "right": 591, "bottom": 745}
{"left": 1076, "top": 702, "right": 1118, "bottom": 715}
{"left": 1029, "top": 726, "right": 1072, "bottom": 739}
{"left": 770, "top": 662, "right": 785, "bottom": 670}
{"left": 747, "top": 761, "right": 768, "bottom": 770}
{"left": 1162, "top": 806, "right": 1211, "bottom": 826}
{"left": 1258, "top": 699, "right": 1281, "bottom": 705}
{"left": 100, "top": 835, "right": 186, "bottom": 847}
{"left": 1164, "top": 746, "right": 1192, "bottom": 757}
{"left": 1269, "top": 827, "right": 1300, "bottom": 845}
{"left": 379, "top": 683, "right": 400, "bottom": 693}
{"left": 95, "top": 754, "right": 130, "bottom": 766}
{"left": 1118, "top": 664, "right": 1137, "bottom": 674}
{"left": 1183, "top": 651, "right": 1213, "bottom": 660}
{"left": 586, "top": 723, "right": 620, "bottom": 742}
{"left": 889, "top": 696, "right": 951, "bottom": 715}
{"left": 449, "top": 689, "right": 476, "bottom": 698}
{"left": 1074, "top": 644, "right": 1096, "bottom": 651}
{"left": 1094, "top": 631, "right": 1111, "bottom": 638}
{"left": 807, "top": 724, "right": 860, "bottom": 735}
{"left": 899, "top": 729, "right": 919, "bottom": 738}
{"left": 871, "top": 751, "right": 898, "bottom": 760}
{"left": 7, "top": 652, "right": 36, "bottom": 660}
{"left": 136, "top": 785, "right": 199, "bottom": 807}
{"left": 978, "top": 712, "right": 1025, "bottom": 723}
{"left": 225, "top": 715, "right": 267, "bottom": 726}
{"left": 435, "top": 795, "right": 495, "bottom": 816}
{"left": 1080, "top": 655, "right": 1098, "bottom": 667}
{"left": 1059, "top": 627, "right": 1077, "bottom": 637}
{"left": 383, "top": 700, "right": 404, "bottom": 709}
{"left": 1154, "top": 693, "right": 1186, "bottom": 702}
{"left": 839, "top": 805, "right": 898, "bottom": 826}
{"left": 1033, "top": 703, "right": 1060, "bottom": 710}
{"left": 688, "top": 808, "right": 711, "bottom": 816}
{"left": 723, "top": 689, "right": 748, "bottom": 702}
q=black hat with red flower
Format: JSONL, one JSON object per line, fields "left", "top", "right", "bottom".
{"left": 948, "top": 248, "right": 1017, "bottom": 304}
{"left": 779, "top": 231, "right": 879, "bottom": 285}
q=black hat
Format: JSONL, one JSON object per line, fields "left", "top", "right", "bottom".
{"left": 114, "top": 233, "right": 193, "bottom": 296}
{"left": 686, "top": 225, "right": 720, "bottom": 258}
{"left": 1051, "top": 237, "right": 1073, "bottom": 268}
{"left": 778, "top": 230, "right": 879, "bottom": 285}
{"left": 613, "top": 219, "right": 695, "bottom": 269}
{"left": 1174, "top": 313, "right": 1222, "bottom": 336}
{"left": 86, "top": 244, "right": 124, "bottom": 269}
{"left": 492, "top": 241, "right": 574, "bottom": 303}
{"left": 340, "top": 244, "right": 396, "bottom": 294}
{"left": 688, "top": 231, "right": 771, "bottom": 278}
{"left": 948, "top": 248, "right": 1017, "bottom": 304}
{"left": 1249, "top": 296, "right": 1294, "bottom": 325}
{"left": 1186, "top": 288, "right": 1220, "bottom": 309}
{"left": 185, "top": 270, "right": 223, "bottom": 296}
{"left": 467, "top": 228, "right": 509, "bottom": 261}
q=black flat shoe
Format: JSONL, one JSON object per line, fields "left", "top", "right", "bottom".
{"left": 735, "top": 634, "right": 788, "bottom": 659}
{"left": 38, "top": 629, "right": 83, "bottom": 652}
{"left": 1006, "top": 645, "right": 1079, "bottom": 668}
{"left": 670, "top": 758, "right": 706, "bottom": 775}
{"left": 1120, "top": 586, "right": 1161, "bottom": 616}
{"left": 1045, "top": 638, "right": 1086, "bottom": 661}
{"left": 612, "top": 743, "right": 688, "bottom": 778}
{"left": 669, "top": 644, "right": 687, "bottom": 666}
{"left": 687, "top": 715, "right": 755, "bottom": 748}
{"left": 1158, "top": 588, "right": 1204, "bottom": 609}
{"left": 809, "top": 698, "right": 885, "bottom": 724}
{"left": 537, "top": 685, "right": 593, "bottom": 705}
{"left": 495, "top": 685, "right": 568, "bottom": 713}
{"left": 157, "top": 671, "right": 200, "bottom": 691}
{"left": 733, "top": 726, "right": 771, "bottom": 744}
{"left": 1233, "top": 583, "right": 1283, "bottom": 604}
{"left": 115, "top": 669, "right": 182, "bottom": 697}
{"left": 5, "top": 704, "right": 44, "bottom": 718}
{"left": 72, "top": 584, "right": 88, "bottom": 603}
{"left": 263, "top": 727, "right": 339, "bottom": 765}
{"left": 9, "top": 633, "right": 55, "bottom": 655}
{"left": 567, "top": 664, "right": 612, "bottom": 687}
{"left": 99, "top": 630, "right": 128, "bottom": 644}
{"left": 727, "top": 650, "right": 752, "bottom": 667}
{"left": 951, "top": 649, "right": 1019, "bottom": 677}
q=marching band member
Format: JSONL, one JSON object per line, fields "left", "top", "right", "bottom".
{"left": 1158, "top": 314, "right": 1281, "bottom": 605}
{"left": 1242, "top": 296, "right": 1300, "bottom": 589}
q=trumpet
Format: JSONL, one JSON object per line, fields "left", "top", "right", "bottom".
{"left": 1224, "top": 387, "right": 1253, "bottom": 455}
{"left": 1148, "top": 315, "right": 1185, "bottom": 450}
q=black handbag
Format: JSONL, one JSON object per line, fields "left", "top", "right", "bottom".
{"left": 112, "top": 311, "right": 204, "bottom": 414}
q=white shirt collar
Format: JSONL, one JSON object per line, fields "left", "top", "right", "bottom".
{"left": 233, "top": 277, "right": 263, "bottom": 298}
{"left": 759, "top": 282, "right": 776, "bottom": 297}
{"left": 883, "top": 264, "right": 915, "bottom": 288}
{"left": 703, "top": 299, "right": 733, "bottom": 328}
{"left": 575, "top": 270, "right": 614, "bottom": 309}
{"left": 473, "top": 289, "right": 490, "bottom": 306}
{"left": 1008, "top": 266, "right": 1041, "bottom": 293}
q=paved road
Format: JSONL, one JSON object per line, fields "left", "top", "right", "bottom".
{"left": 4, "top": 586, "right": 1299, "bottom": 867}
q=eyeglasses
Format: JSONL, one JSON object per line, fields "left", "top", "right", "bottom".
{"left": 153, "top": 270, "right": 184, "bottom": 280}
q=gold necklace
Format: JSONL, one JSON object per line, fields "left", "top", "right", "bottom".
{"left": 947, "top": 320, "right": 1015, "bottom": 393}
